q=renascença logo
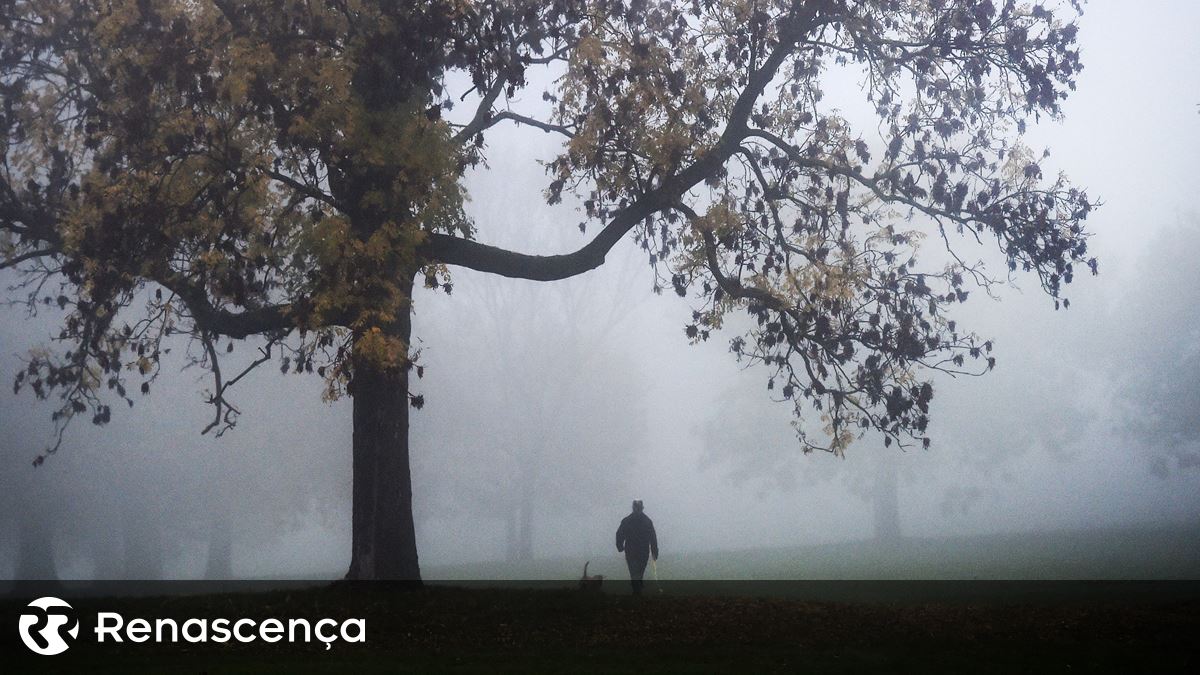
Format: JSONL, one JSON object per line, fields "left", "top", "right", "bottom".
{"left": 18, "top": 597, "right": 79, "bottom": 656}
{"left": 16, "top": 596, "right": 365, "bottom": 654}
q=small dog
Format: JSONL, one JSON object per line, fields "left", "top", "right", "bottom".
{"left": 579, "top": 561, "right": 604, "bottom": 591}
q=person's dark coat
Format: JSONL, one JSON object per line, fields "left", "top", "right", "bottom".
{"left": 615, "top": 510, "right": 658, "bottom": 564}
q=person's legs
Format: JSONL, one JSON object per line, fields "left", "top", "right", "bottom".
{"left": 627, "top": 556, "right": 647, "bottom": 595}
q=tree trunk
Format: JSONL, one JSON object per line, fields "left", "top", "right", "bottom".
{"left": 15, "top": 512, "right": 57, "bottom": 580}
{"left": 91, "top": 527, "right": 123, "bottom": 580}
{"left": 205, "top": 447, "right": 234, "bottom": 579}
{"left": 516, "top": 488, "right": 534, "bottom": 562}
{"left": 204, "top": 512, "right": 233, "bottom": 580}
{"left": 505, "top": 502, "right": 519, "bottom": 562}
{"left": 345, "top": 275, "right": 421, "bottom": 581}
{"left": 120, "top": 493, "right": 164, "bottom": 579}
{"left": 873, "top": 456, "right": 901, "bottom": 543}
{"left": 122, "top": 520, "right": 163, "bottom": 579}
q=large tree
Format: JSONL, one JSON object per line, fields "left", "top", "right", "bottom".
{"left": 1, "top": 0, "right": 1095, "bottom": 580}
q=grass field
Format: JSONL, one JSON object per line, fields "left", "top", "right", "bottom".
{"left": 3, "top": 525, "right": 1198, "bottom": 673}
{"left": 425, "top": 522, "right": 1200, "bottom": 582}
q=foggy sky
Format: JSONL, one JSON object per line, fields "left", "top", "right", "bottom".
{"left": 2, "top": 2, "right": 1199, "bottom": 580}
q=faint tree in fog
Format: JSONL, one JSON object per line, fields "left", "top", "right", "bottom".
{"left": 1, "top": 316, "right": 347, "bottom": 580}
{"left": 929, "top": 354, "right": 1100, "bottom": 521}
{"left": 2, "top": 0, "right": 1097, "bottom": 579}
{"left": 0, "top": 382, "right": 69, "bottom": 580}
{"left": 1111, "top": 219, "right": 1200, "bottom": 477}
{"left": 421, "top": 267, "right": 645, "bottom": 561}
{"left": 701, "top": 375, "right": 908, "bottom": 543}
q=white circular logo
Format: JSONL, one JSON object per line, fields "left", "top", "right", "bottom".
{"left": 18, "top": 596, "right": 79, "bottom": 656}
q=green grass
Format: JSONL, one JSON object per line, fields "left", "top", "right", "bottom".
{"left": 425, "top": 522, "right": 1200, "bottom": 581}
{"left": 5, "top": 525, "right": 1200, "bottom": 672}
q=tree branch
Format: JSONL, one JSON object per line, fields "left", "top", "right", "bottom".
{"left": 423, "top": 190, "right": 658, "bottom": 281}
{"left": 424, "top": 6, "right": 820, "bottom": 281}
{"left": 490, "top": 111, "right": 574, "bottom": 138}
{"left": 155, "top": 272, "right": 299, "bottom": 339}
{"left": 0, "top": 247, "right": 57, "bottom": 270}
{"left": 264, "top": 169, "right": 340, "bottom": 210}
{"left": 452, "top": 76, "right": 507, "bottom": 145}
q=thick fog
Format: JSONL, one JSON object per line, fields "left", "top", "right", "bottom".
{"left": 2, "top": 3, "right": 1199, "bottom": 580}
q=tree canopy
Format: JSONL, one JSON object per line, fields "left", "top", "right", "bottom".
{"left": 2, "top": 0, "right": 1097, "bottom": 579}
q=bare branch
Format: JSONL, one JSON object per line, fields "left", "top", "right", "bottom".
{"left": 263, "top": 169, "right": 340, "bottom": 210}
{"left": 201, "top": 334, "right": 274, "bottom": 436}
{"left": 490, "top": 111, "right": 574, "bottom": 138}
{"left": 451, "top": 76, "right": 508, "bottom": 145}
{"left": 0, "top": 247, "right": 56, "bottom": 270}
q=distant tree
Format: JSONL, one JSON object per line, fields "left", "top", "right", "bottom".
{"left": 700, "top": 374, "right": 909, "bottom": 543}
{"left": 1111, "top": 220, "right": 1200, "bottom": 476}
{"left": 418, "top": 256, "right": 645, "bottom": 562}
{"left": 1, "top": 1, "right": 1096, "bottom": 579}
{"left": 0, "top": 377, "right": 349, "bottom": 580}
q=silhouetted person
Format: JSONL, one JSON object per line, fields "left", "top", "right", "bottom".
{"left": 615, "top": 499, "right": 658, "bottom": 595}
